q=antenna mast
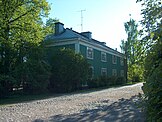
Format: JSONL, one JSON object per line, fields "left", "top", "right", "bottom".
{"left": 80, "top": 9, "right": 86, "bottom": 32}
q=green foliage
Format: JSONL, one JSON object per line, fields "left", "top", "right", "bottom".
{"left": 143, "top": 61, "right": 162, "bottom": 121}
{"left": 88, "top": 76, "right": 126, "bottom": 88}
{"left": 128, "top": 64, "right": 144, "bottom": 82}
{"left": 0, "top": 74, "right": 16, "bottom": 98}
{"left": 0, "top": 0, "right": 51, "bottom": 96}
{"left": 115, "top": 77, "right": 126, "bottom": 85}
{"left": 142, "top": 42, "right": 162, "bottom": 121}
{"left": 87, "top": 79, "right": 99, "bottom": 88}
{"left": 49, "top": 48, "right": 90, "bottom": 93}
{"left": 0, "top": 0, "right": 50, "bottom": 73}
{"left": 122, "top": 18, "right": 144, "bottom": 65}
{"left": 12, "top": 45, "right": 50, "bottom": 94}
{"left": 45, "top": 18, "right": 59, "bottom": 34}
{"left": 137, "top": 0, "right": 162, "bottom": 121}
{"left": 17, "top": 60, "right": 50, "bottom": 94}
{"left": 120, "top": 18, "right": 144, "bottom": 83}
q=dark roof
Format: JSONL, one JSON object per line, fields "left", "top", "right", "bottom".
{"left": 45, "top": 28, "right": 124, "bottom": 56}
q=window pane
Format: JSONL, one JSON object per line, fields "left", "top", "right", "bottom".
{"left": 112, "top": 55, "right": 117, "bottom": 64}
{"left": 101, "top": 68, "right": 107, "bottom": 76}
{"left": 87, "top": 47, "right": 93, "bottom": 59}
{"left": 120, "top": 70, "right": 124, "bottom": 77}
{"left": 101, "top": 52, "right": 106, "bottom": 61}
{"left": 112, "top": 69, "right": 117, "bottom": 76}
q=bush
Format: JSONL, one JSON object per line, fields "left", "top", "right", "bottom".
{"left": 87, "top": 78, "right": 99, "bottom": 88}
{"left": 12, "top": 59, "right": 50, "bottom": 94}
{"left": 87, "top": 76, "right": 126, "bottom": 89}
{"left": 143, "top": 41, "right": 162, "bottom": 121}
{"left": 0, "top": 74, "right": 15, "bottom": 98}
{"left": 132, "top": 75, "right": 140, "bottom": 83}
{"left": 128, "top": 64, "right": 144, "bottom": 83}
{"left": 49, "top": 48, "right": 90, "bottom": 93}
{"left": 98, "top": 76, "right": 108, "bottom": 87}
{"left": 115, "top": 77, "right": 126, "bottom": 85}
{"left": 143, "top": 62, "right": 162, "bottom": 121}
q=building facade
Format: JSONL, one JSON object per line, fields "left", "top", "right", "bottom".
{"left": 45, "top": 22, "right": 127, "bottom": 79}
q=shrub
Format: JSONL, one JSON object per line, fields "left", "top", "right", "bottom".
{"left": 98, "top": 76, "right": 108, "bottom": 87}
{"left": 87, "top": 76, "right": 126, "bottom": 89}
{"left": 109, "top": 76, "right": 117, "bottom": 86}
{"left": 87, "top": 78, "right": 99, "bottom": 88}
{"left": 0, "top": 74, "right": 15, "bottom": 98}
{"left": 13, "top": 59, "right": 50, "bottom": 94}
{"left": 128, "top": 64, "right": 144, "bottom": 83}
{"left": 115, "top": 77, "right": 126, "bottom": 85}
{"left": 143, "top": 41, "right": 162, "bottom": 121}
{"left": 143, "top": 63, "right": 162, "bottom": 121}
{"left": 49, "top": 48, "right": 90, "bottom": 93}
{"left": 143, "top": 60, "right": 162, "bottom": 121}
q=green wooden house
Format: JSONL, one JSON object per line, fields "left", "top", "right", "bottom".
{"left": 45, "top": 22, "right": 127, "bottom": 79}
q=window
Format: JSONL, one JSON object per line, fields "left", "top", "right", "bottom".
{"left": 101, "top": 52, "right": 107, "bottom": 62}
{"left": 87, "top": 47, "right": 93, "bottom": 59}
{"left": 120, "top": 70, "right": 124, "bottom": 77}
{"left": 112, "top": 55, "right": 117, "bottom": 64}
{"left": 120, "top": 57, "right": 124, "bottom": 66}
{"left": 101, "top": 68, "right": 107, "bottom": 76}
{"left": 112, "top": 69, "right": 117, "bottom": 76}
{"left": 89, "top": 66, "right": 94, "bottom": 79}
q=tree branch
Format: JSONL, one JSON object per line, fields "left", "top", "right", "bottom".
{"left": 9, "top": 9, "right": 34, "bottom": 24}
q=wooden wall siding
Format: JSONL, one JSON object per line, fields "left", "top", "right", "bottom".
{"left": 80, "top": 44, "right": 126, "bottom": 78}
{"left": 47, "top": 43, "right": 126, "bottom": 79}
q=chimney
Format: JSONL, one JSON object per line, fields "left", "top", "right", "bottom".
{"left": 55, "top": 22, "right": 64, "bottom": 35}
{"left": 81, "top": 31, "right": 92, "bottom": 39}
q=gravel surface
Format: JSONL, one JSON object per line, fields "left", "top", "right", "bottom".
{"left": 0, "top": 83, "right": 145, "bottom": 122}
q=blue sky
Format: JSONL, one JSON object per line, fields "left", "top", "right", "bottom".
{"left": 46, "top": 0, "right": 142, "bottom": 51}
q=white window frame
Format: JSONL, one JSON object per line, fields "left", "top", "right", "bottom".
{"left": 112, "top": 69, "right": 117, "bottom": 76}
{"left": 112, "top": 55, "right": 117, "bottom": 64}
{"left": 87, "top": 47, "right": 93, "bottom": 59}
{"left": 120, "top": 57, "right": 124, "bottom": 66}
{"left": 120, "top": 70, "right": 124, "bottom": 77}
{"left": 101, "top": 68, "right": 107, "bottom": 76}
{"left": 101, "top": 52, "right": 107, "bottom": 62}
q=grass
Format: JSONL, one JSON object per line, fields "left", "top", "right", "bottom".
{"left": 0, "top": 82, "right": 142, "bottom": 106}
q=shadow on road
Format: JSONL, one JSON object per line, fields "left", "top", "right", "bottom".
{"left": 34, "top": 95, "right": 146, "bottom": 122}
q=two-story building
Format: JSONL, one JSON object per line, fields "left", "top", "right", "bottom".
{"left": 45, "top": 22, "right": 127, "bottom": 79}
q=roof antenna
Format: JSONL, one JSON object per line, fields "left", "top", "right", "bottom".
{"left": 78, "top": 9, "right": 86, "bottom": 32}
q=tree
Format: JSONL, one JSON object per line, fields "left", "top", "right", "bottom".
{"left": 49, "top": 48, "right": 90, "bottom": 93}
{"left": 0, "top": 0, "right": 50, "bottom": 73}
{"left": 137, "top": 0, "right": 162, "bottom": 121}
{"left": 45, "top": 18, "right": 59, "bottom": 34}
{"left": 12, "top": 45, "right": 51, "bottom": 94}
{"left": 123, "top": 17, "right": 142, "bottom": 65}
{"left": 0, "top": 0, "right": 50, "bottom": 96}
{"left": 120, "top": 17, "right": 144, "bottom": 82}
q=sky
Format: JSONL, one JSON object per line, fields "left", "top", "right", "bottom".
{"left": 46, "top": 0, "right": 142, "bottom": 52}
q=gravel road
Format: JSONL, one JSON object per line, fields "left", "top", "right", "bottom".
{"left": 0, "top": 83, "right": 145, "bottom": 122}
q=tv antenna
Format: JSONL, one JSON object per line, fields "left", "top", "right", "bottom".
{"left": 78, "top": 9, "right": 86, "bottom": 32}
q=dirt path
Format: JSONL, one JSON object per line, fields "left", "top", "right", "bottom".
{"left": 0, "top": 83, "right": 145, "bottom": 122}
